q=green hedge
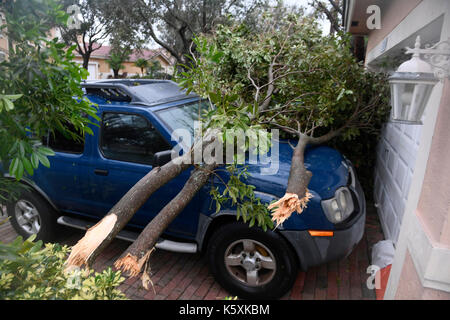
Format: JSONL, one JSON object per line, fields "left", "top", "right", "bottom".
{"left": 0, "top": 235, "right": 127, "bottom": 300}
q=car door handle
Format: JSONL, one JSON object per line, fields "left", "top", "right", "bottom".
{"left": 94, "top": 169, "right": 109, "bottom": 176}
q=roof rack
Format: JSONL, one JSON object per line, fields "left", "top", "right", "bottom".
{"left": 81, "top": 79, "right": 198, "bottom": 106}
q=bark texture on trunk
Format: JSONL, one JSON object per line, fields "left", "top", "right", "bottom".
{"left": 269, "top": 137, "right": 313, "bottom": 227}
{"left": 65, "top": 161, "right": 190, "bottom": 269}
{"left": 65, "top": 134, "right": 216, "bottom": 270}
{"left": 114, "top": 163, "right": 217, "bottom": 285}
{"left": 114, "top": 164, "right": 216, "bottom": 276}
{"left": 268, "top": 129, "right": 343, "bottom": 226}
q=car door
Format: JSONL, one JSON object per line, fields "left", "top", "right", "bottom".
{"left": 82, "top": 109, "right": 200, "bottom": 238}
{"left": 33, "top": 126, "right": 85, "bottom": 212}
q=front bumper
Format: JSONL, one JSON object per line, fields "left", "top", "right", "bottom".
{"left": 280, "top": 164, "right": 366, "bottom": 271}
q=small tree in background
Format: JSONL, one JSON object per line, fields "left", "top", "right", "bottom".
{"left": 59, "top": 0, "right": 112, "bottom": 70}
{"left": 107, "top": 40, "right": 132, "bottom": 78}
{"left": 147, "top": 60, "right": 163, "bottom": 78}
{"left": 134, "top": 58, "right": 149, "bottom": 76}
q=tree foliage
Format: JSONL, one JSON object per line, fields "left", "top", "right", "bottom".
{"left": 59, "top": 0, "right": 112, "bottom": 69}
{"left": 309, "top": 0, "right": 344, "bottom": 35}
{"left": 0, "top": 0, "right": 98, "bottom": 200}
{"left": 178, "top": 12, "right": 390, "bottom": 223}
{"left": 181, "top": 13, "right": 390, "bottom": 144}
{"left": 97, "top": 0, "right": 269, "bottom": 65}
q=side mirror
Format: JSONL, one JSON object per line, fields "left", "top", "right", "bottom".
{"left": 153, "top": 150, "right": 175, "bottom": 167}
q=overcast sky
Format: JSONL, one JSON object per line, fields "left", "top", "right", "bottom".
{"left": 277, "top": 0, "right": 331, "bottom": 35}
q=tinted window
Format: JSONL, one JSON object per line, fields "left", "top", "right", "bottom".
{"left": 101, "top": 112, "right": 171, "bottom": 165}
{"left": 42, "top": 126, "right": 85, "bottom": 154}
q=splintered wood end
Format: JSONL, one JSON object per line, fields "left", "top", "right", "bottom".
{"left": 114, "top": 248, "right": 153, "bottom": 279}
{"left": 268, "top": 191, "right": 313, "bottom": 228}
{"left": 65, "top": 214, "right": 118, "bottom": 270}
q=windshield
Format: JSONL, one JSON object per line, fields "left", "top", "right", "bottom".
{"left": 155, "top": 100, "right": 210, "bottom": 139}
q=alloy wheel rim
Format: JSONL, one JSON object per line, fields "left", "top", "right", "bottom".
{"left": 14, "top": 200, "right": 41, "bottom": 234}
{"left": 224, "top": 239, "right": 277, "bottom": 287}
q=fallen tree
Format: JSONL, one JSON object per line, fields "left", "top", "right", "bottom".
{"left": 65, "top": 11, "right": 390, "bottom": 289}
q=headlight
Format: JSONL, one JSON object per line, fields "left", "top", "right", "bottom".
{"left": 321, "top": 187, "right": 354, "bottom": 224}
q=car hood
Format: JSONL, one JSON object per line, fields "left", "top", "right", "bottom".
{"left": 244, "top": 140, "right": 349, "bottom": 200}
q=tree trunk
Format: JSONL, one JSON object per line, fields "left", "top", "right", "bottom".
{"left": 268, "top": 129, "right": 344, "bottom": 227}
{"left": 286, "top": 138, "right": 312, "bottom": 196}
{"left": 65, "top": 162, "right": 190, "bottom": 269}
{"left": 82, "top": 53, "right": 91, "bottom": 70}
{"left": 268, "top": 136, "right": 313, "bottom": 227}
{"left": 114, "top": 163, "right": 217, "bottom": 282}
{"left": 65, "top": 134, "right": 216, "bottom": 270}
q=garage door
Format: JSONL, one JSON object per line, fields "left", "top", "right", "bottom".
{"left": 374, "top": 121, "right": 422, "bottom": 243}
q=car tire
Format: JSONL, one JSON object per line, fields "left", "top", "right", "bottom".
{"left": 207, "top": 221, "right": 298, "bottom": 300}
{"left": 7, "top": 189, "right": 59, "bottom": 243}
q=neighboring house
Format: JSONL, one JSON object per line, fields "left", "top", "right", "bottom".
{"left": 0, "top": 19, "right": 175, "bottom": 79}
{"left": 344, "top": 0, "right": 450, "bottom": 299}
{"left": 72, "top": 44, "right": 175, "bottom": 80}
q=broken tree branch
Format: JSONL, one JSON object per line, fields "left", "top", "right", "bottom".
{"left": 114, "top": 162, "right": 218, "bottom": 284}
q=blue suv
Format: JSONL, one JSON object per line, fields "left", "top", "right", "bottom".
{"left": 5, "top": 80, "right": 366, "bottom": 299}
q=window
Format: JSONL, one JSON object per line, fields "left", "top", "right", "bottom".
{"left": 155, "top": 100, "right": 210, "bottom": 141}
{"left": 100, "top": 112, "right": 171, "bottom": 165}
{"left": 42, "top": 125, "right": 85, "bottom": 154}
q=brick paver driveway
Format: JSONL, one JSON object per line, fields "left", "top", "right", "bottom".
{"left": 0, "top": 203, "right": 384, "bottom": 300}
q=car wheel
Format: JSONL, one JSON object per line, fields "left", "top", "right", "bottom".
{"left": 207, "top": 222, "right": 298, "bottom": 300}
{"left": 7, "top": 189, "right": 59, "bottom": 243}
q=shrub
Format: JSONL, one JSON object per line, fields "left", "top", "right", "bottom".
{"left": 0, "top": 235, "right": 127, "bottom": 300}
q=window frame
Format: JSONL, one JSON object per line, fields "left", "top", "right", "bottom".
{"left": 98, "top": 111, "right": 171, "bottom": 166}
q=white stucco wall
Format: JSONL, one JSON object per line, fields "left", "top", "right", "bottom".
{"left": 364, "top": 0, "right": 450, "bottom": 298}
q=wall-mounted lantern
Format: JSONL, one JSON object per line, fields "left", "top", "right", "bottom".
{"left": 389, "top": 36, "right": 449, "bottom": 124}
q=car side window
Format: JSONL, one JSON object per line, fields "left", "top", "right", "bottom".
{"left": 100, "top": 112, "right": 171, "bottom": 165}
{"left": 42, "top": 125, "right": 85, "bottom": 154}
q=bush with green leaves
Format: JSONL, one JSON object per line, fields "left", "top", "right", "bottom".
{"left": 0, "top": 235, "right": 127, "bottom": 300}
{"left": 0, "top": 0, "right": 98, "bottom": 201}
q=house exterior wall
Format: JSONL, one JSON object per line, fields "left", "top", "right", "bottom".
{"left": 356, "top": 0, "right": 450, "bottom": 299}
{"left": 417, "top": 81, "right": 450, "bottom": 246}
{"left": 395, "top": 250, "right": 450, "bottom": 299}
{"left": 75, "top": 55, "right": 173, "bottom": 79}
{"left": 365, "top": 0, "right": 422, "bottom": 54}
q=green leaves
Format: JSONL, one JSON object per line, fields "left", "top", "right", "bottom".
{"left": 0, "top": 94, "right": 22, "bottom": 112}
{"left": 7, "top": 145, "right": 55, "bottom": 180}
{"left": 210, "top": 165, "right": 274, "bottom": 232}
{"left": 0, "top": 0, "right": 98, "bottom": 189}
{"left": 0, "top": 236, "right": 127, "bottom": 300}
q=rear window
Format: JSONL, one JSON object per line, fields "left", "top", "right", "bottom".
{"left": 42, "top": 124, "right": 84, "bottom": 154}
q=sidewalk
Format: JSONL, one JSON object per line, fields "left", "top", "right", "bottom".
{"left": 0, "top": 203, "right": 384, "bottom": 300}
